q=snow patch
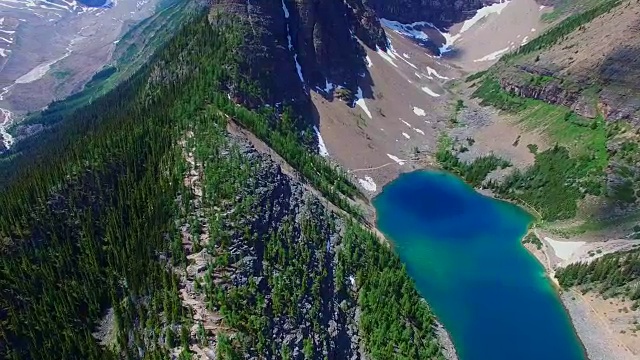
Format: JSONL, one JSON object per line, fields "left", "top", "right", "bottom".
{"left": 365, "top": 55, "right": 373, "bottom": 68}
{"left": 460, "top": 1, "right": 511, "bottom": 33}
{"left": 376, "top": 46, "right": 398, "bottom": 67}
{"left": 413, "top": 128, "right": 425, "bottom": 135}
{"left": 439, "top": 1, "right": 511, "bottom": 53}
{"left": 426, "top": 66, "right": 449, "bottom": 80}
{"left": 473, "top": 47, "right": 510, "bottom": 62}
{"left": 521, "top": 36, "right": 529, "bottom": 46}
{"left": 421, "top": 86, "right": 440, "bottom": 97}
{"left": 313, "top": 126, "right": 329, "bottom": 157}
{"left": 281, "top": 0, "right": 289, "bottom": 18}
{"left": 401, "top": 119, "right": 412, "bottom": 128}
{"left": 0, "top": 48, "right": 9, "bottom": 57}
{"left": 380, "top": 18, "right": 430, "bottom": 42}
{"left": 320, "top": 79, "right": 334, "bottom": 93}
{"left": 402, "top": 132, "right": 410, "bottom": 139}
{"left": 358, "top": 176, "right": 377, "bottom": 192}
{"left": 403, "top": 53, "right": 410, "bottom": 58}
{"left": 390, "top": 45, "right": 418, "bottom": 69}
{"left": 293, "top": 56, "right": 305, "bottom": 84}
{"left": 544, "top": 237, "right": 585, "bottom": 261}
{"left": 531, "top": 28, "right": 536, "bottom": 32}
{"left": 387, "top": 154, "right": 406, "bottom": 165}
{"left": 355, "top": 87, "right": 372, "bottom": 119}
{"left": 412, "top": 106, "right": 426, "bottom": 116}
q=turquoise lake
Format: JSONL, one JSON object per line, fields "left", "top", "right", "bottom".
{"left": 373, "top": 170, "right": 585, "bottom": 360}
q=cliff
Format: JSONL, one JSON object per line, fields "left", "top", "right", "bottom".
{"left": 208, "top": 0, "right": 493, "bottom": 109}
{"left": 209, "top": 0, "right": 379, "bottom": 108}
{"left": 366, "top": 0, "right": 485, "bottom": 28}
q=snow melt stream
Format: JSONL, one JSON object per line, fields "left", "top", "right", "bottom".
{"left": 0, "top": 107, "right": 14, "bottom": 150}
{"left": 282, "top": 0, "right": 305, "bottom": 88}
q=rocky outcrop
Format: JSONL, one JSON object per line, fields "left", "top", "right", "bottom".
{"left": 175, "top": 127, "right": 368, "bottom": 359}
{"left": 499, "top": 71, "right": 640, "bottom": 127}
{"left": 500, "top": 78, "right": 578, "bottom": 108}
{"left": 209, "top": 0, "right": 307, "bottom": 107}
{"left": 498, "top": 75, "right": 593, "bottom": 116}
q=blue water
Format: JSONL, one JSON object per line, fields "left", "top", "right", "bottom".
{"left": 76, "top": 0, "right": 110, "bottom": 8}
{"left": 373, "top": 170, "right": 585, "bottom": 360}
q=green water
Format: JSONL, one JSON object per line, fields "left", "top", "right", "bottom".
{"left": 373, "top": 170, "right": 585, "bottom": 360}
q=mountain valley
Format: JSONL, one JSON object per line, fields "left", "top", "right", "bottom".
{"left": 1, "top": 0, "right": 640, "bottom": 359}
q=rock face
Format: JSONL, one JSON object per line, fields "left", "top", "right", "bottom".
{"left": 366, "top": 0, "right": 485, "bottom": 28}
{"left": 209, "top": 0, "right": 489, "bottom": 108}
{"left": 498, "top": 60, "right": 640, "bottom": 126}
{"left": 210, "top": 0, "right": 376, "bottom": 108}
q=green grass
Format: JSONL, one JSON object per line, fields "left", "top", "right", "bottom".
{"left": 517, "top": 104, "right": 607, "bottom": 159}
{"left": 471, "top": 76, "right": 610, "bottom": 221}
{"left": 473, "top": 77, "right": 607, "bottom": 166}
{"left": 547, "top": 210, "right": 640, "bottom": 237}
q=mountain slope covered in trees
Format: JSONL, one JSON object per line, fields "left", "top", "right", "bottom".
{"left": 0, "top": 5, "right": 449, "bottom": 360}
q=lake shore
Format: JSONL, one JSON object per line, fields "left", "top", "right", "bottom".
{"left": 523, "top": 231, "right": 638, "bottom": 360}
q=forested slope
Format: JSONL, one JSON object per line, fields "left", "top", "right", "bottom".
{"left": 0, "top": 6, "right": 446, "bottom": 360}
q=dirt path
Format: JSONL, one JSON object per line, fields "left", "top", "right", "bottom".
{"left": 349, "top": 156, "right": 434, "bottom": 173}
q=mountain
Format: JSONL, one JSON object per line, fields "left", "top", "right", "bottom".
{"left": 2, "top": 0, "right": 639, "bottom": 359}
{"left": 0, "top": 1, "right": 463, "bottom": 359}
{"left": 0, "top": 0, "right": 184, "bottom": 150}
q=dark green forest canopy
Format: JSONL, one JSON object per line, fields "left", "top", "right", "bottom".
{"left": 557, "top": 249, "right": 640, "bottom": 308}
{"left": 0, "top": 9, "right": 442, "bottom": 360}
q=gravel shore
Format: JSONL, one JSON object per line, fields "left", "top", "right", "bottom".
{"left": 560, "top": 291, "right": 636, "bottom": 360}
{"left": 523, "top": 233, "right": 637, "bottom": 360}
{"left": 435, "top": 320, "right": 459, "bottom": 360}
